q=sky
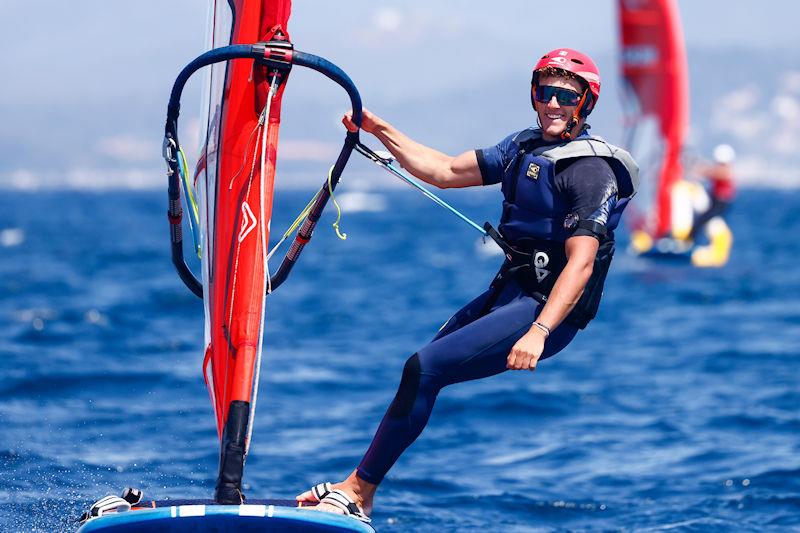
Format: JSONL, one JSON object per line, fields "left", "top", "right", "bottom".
{"left": 0, "top": 1, "right": 798, "bottom": 189}
{"left": 3, "top": 1, "right": 796, "bottom": 100}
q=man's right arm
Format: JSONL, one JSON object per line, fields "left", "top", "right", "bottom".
{"left": 343, "top": 109, "right": 483, "bottom": 189}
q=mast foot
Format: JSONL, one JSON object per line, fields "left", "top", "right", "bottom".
{"left": 214, "top": 400, "right": 250, "bottom": 504}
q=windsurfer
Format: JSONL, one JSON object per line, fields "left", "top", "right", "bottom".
{"left": 687, "top": 144, "right": 736, "bottom": 243}
{"left": 297, "top": 49, "right": 638, "bottom": 520}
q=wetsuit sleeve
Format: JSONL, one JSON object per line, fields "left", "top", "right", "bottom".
{"left": 556, "top": 157, "right": 619, "bottom": 239}
{"left": 475, "top": 132, "right": 518, "bottom": 186}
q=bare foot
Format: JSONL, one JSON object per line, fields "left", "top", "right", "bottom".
{"left": 296, "top": 470, "right": 377, "bottom": 517}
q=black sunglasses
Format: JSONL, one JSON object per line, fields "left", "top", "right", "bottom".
{"left": 534, "top": 85, "right": 583, "bottom": 106}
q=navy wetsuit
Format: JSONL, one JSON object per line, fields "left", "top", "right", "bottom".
{"left": 356, "top": 134, "right": 620, "bottom": 485}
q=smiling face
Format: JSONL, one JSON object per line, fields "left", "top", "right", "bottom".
{"left": 533, "top": 75, "right": 586, "bottom": 141}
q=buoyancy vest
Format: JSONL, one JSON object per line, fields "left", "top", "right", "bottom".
{"left": 707, "top": 165, "right": 736, "bottom": 202}
{"left": 488, "top": 128, "right": 639, "bottom": 328}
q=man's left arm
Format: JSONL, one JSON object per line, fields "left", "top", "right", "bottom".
{"left": 505, "top": 236, "right": 597, "bottom": 371}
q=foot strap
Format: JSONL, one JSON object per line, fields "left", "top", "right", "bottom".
{"left": 79, "top": 487, "right": 144, "bottom": 524}
{"left": 311, "top": 482, "right": 333, "bottom": 502}
{"left": 320, "top": 489, "right": 371, "bottom": 524}
{"left": 78, "top": 495, "right": 131, "bottom": 524}
{"left": 121, "top": 487, "right": 143, "bottom": 505}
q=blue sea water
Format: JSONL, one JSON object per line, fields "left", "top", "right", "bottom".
{"left": 0, "top": 187, "right": 798, "bottom": 532}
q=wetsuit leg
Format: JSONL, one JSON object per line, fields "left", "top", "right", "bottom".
{"left": 356, "top": 282, "right": 579, "bottom": 484}
{"left": 432, "top": 287, "right": 496, "bottom": 341}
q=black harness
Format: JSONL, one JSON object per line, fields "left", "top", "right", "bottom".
{"left": 481, "top": 222, "right": 615, "bottom": 329}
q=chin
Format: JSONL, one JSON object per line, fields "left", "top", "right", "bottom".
{"left": 542, "top": 124, "right": 565, "bottom": 139}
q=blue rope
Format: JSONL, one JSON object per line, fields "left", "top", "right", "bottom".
{"left": 355, "top": 143, "right": 487, "bottom": 236}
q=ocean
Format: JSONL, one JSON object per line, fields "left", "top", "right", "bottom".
{"left": 0, "top": 187, "right": 798, "bottom": 531}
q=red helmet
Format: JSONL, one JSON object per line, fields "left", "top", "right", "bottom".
{"left": 532, "top": 48, "right": 601, "bottom": 114}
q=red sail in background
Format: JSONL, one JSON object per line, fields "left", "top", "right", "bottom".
{"left": 197, "top": 0, "right": 292, "bottom": 438}
{"left": 619, "top": 0, "right": 689, "bottom": 238}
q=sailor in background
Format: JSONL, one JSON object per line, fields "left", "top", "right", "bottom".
{"left": 296, "top": 49, "right": 638, "bottom": 521}
{"left": 672, "top": 143, "right": 736, "bottom": 267}
{"left": 688, "top": 144, "right": 737, "bottom": 242}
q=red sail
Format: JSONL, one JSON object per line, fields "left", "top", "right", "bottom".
{"left": 619, "top": 0, "right": 689, "bottom": 238}
{"left": 198, "top": 0, "right": 292, "bottom": 438}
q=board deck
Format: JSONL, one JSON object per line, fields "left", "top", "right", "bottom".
{"left": 78, "top": 501, "right": 374, "bottom": 532}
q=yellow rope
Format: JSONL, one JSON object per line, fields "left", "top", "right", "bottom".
{"left": 281, "top": 165, "right": 347, "bottom": 241}
{"left": 268, "top": 166, "right": 347, "bottom": 260}
{"left": 282, "top": 190, "right": 321, "bottom": 240}
{"left": 178, "top": 147, "right": 201, "bottom": 257}
{"left": 178, "top": 148, "right": 200, "bottom": 225}
{"left": 327, "top": 165, "right": 347, "bottom": 240}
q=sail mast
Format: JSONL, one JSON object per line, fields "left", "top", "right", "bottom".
{"left": 164, "top": 0, "right": 362, "bottom": 504}
{"left": 198, "top": 0, "right": 292, "bottom": 503}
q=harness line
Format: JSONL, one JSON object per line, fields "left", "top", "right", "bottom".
{"left": 354, "top": 143, "right": 487, "bottom": 236}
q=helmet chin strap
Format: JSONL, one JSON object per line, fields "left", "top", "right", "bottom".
{"left": 560, "top": 89, "right": 589, "bottom": 140}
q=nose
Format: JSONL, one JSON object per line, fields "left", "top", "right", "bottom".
{"left": 546, "top": 95, "right": 561, "bottom": 108}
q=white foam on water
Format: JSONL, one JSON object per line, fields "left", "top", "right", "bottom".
{"left": 336, "top": 191, "right": 388, "bottom": 213}
{"left": 0, "top": 228, "right": 24, "bottom": 247}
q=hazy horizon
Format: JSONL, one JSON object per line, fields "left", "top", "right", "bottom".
{"left": 1, "top": 1, "right": 798, "bottom": 190}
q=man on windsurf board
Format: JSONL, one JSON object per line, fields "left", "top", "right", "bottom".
{"left": 297, "top": 48, "right": 638, "bottom": 521}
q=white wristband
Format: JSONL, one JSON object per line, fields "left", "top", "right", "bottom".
{"left": 532, "top": 321, "right": 551, "bottom": 338}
